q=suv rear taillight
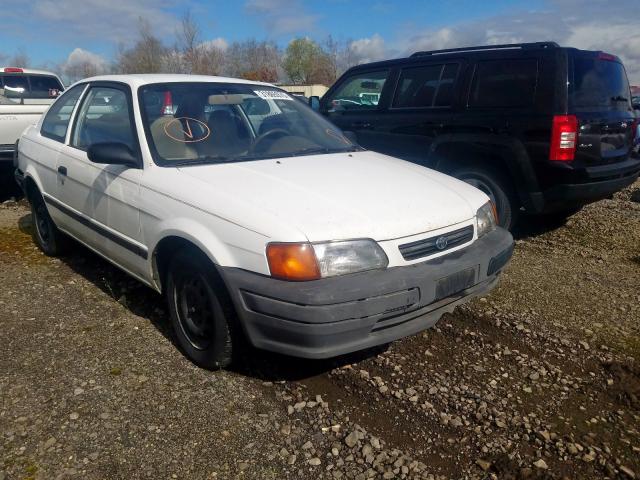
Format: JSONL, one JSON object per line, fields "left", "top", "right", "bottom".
{"left": 550, "top": 115, "right": 578, "bottom": 162}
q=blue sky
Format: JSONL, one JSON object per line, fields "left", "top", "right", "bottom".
{"left": 2, "top": 0, "right": 640, "bottom": 82}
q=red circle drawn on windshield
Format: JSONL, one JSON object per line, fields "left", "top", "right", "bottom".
{"left": 164, "top": 117, "right": 211, "bottom": 143}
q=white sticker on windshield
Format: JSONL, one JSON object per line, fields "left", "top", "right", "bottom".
{"left": 254, "top": 90, "right": 293, "bottom": 101}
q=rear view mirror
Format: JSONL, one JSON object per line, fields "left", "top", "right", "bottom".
{"left": 308, "top": 96, "right": 320, "bottom": 111}
{"left": 88, "top": 142, "right": 139, "bottom": 168}
{"left": 208, "top": 94, "right": 243, "bottom": 105}
{"left": 360, "top": 81, "right": 379, "bottom": 90}
{"left": 3, "top": 85, "right": 25, "bottom": 104}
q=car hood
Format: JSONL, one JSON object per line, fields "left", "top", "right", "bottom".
{"left": 177, "top": 151, "right": 488, "bottom": 242}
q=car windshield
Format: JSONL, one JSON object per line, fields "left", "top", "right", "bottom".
{"left": 139, "top": 82, "right": 359, "bottom": 165}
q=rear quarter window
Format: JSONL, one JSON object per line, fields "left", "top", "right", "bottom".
{"left": 469, "top": 59, "right": 538, "bottom": 108}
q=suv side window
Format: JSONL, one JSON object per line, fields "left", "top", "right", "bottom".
{"left": 325, "top": 70, "right": 389, "bottom": 111}
{"left": 393, "top": 64, "right": 459, "bottom": 108}
{"left": 72, "top": 87, "right": 135, "bottom": 151}
{"left": 469, "top": 59, "right": 538, "bottom": 108}
{"left": 41, "top": 84, "right": 86, "bottom": 143}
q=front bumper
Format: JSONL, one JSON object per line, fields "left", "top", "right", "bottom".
{"left": 220, "top": 228, "right": 514, "bottom": 359}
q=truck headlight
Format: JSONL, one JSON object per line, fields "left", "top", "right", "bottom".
{"left": 476, "top": 202, "right": 498, "bottom": 238}
{"left": 266, "top": 240, "right": 388, "bottom": 281}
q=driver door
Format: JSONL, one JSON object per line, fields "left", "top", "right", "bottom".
{"left": 322, "top": 69, "right": 394, "bottom": 151}
{"left": 56, "top": 82, "right": 147, "bottom": 277}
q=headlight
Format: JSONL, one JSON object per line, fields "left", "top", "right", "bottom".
{"left": 266, "top": 240, "right": 388, "bottom": 281}
{"left": 476, "top": 202, "right": 497, "bottom": 238}
{"left": 313, "top": 240, "right": 388, "bottom": 278}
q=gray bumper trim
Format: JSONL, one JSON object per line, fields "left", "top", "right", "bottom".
{"left": 220, "top": 227, "right": 514, "bottom": 359}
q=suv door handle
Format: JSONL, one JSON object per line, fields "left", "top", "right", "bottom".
{"left": 57, "top": 166, "right": 67, "bottom": 176}
{"left": 350, "top": 122, "right": 373, "bottom": 129}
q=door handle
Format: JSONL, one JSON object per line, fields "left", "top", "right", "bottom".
{"left": 57, "top": 166, "right": 67, "bottom": 176}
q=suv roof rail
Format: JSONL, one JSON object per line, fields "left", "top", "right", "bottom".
{"left": 410, "top": 42, "right": 560, "bottom": 58}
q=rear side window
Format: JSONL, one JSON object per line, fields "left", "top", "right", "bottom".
{"left": 0, "top": 74, "right": 63, "bottom": 99}
{"left": 41, "top": 84, "right": 85, "bottom": 142}
{"left": 325, "top": 70, "right": 389, "bottom": 111}
{"left": 393, "top": 64, "right": 459, "bottom": 108}
{"left": 571, "top": 57, "right": 631, "bottom": 110}
{"left": 469, "top": 59, "right": 538, "bottom": 108}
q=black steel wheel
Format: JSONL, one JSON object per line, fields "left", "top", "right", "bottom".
{"left": 166, "top": 248, "right": 234, "bottom": 369}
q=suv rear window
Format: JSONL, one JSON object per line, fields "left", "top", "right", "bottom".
{"left": 469, "top": 59, "right": 538, "bottom": 108}
{"left": 0, "top": 74, "right": 64, "bottom": 99}
{"left": 571, "top": 57, "right": 631, "bottom": 110}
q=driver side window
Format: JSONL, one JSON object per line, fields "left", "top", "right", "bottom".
{"left": 325, "top": 70, "right": 389, "bottom": 112}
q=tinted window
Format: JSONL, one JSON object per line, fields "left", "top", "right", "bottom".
{"left": 393, "top": 64, "right": 458, "bottom": 108}
{"left": 469, "top": 59, "right": 538, "bottom": 108}
{"left": 72, "top": 87, "right": 135, "bottom": 151}
{"left": 326, "top": 71, "right": 389, "bottom": 111}
{"left": 41, "top": 84, "right": 86, "bottom": 142}
{"left": 0, "top": 74, "right": 63, "bottom": 99}
{"left": 28, "top": 75, "right": 64, "bottom": 98}
{"left": 571, "top": 58, "right": 631, "bottom": 110}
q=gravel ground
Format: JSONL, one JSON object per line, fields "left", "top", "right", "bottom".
{"left": 1, "top": 180, "right": 639, "bottom": 480}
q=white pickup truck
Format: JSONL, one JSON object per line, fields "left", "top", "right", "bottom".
{"left": 0, "top": 67, "right": 64, "bottom": 164}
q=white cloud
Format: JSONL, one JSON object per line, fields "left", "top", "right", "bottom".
{"left": 63, "top": 48, "right": 109, "bottom": 72}
{"left": 201, "top": 37, "right": 229, "bottom": 52}
{"left": 26, "top": 0, "right": 188, "bottom": 43}
{"left": 348, "top": 34, "right": 387, "bottom": 64}
{"left": 245, "top": 0, "right": 320, "bottom": 35}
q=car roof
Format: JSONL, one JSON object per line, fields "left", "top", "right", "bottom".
{"left": 74, "top": 74, "right": 276, "bottom": 90}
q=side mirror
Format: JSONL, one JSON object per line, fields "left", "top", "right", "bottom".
{"left": 87, "top": 142, "right": 139, "bottom": 168}
{"left": 308, "top": 96, "right": 320, "bottom": 111}
{"left": 343, "top": 130, "right": 358, "bottom": 145}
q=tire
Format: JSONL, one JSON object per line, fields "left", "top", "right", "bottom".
{"left": 166, "top": 248, "right": 234, "bottom": 369}
{"left": 29, "top": 188, "right": 68, "bottom": 256}
{"left": 451, "top": 165, "right": 519, "bottom": 230}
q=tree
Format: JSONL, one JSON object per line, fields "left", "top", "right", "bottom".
{"left": 283, "top": 38, "right": 323, "bottom": 84}
{"left": 225, "top": 40, "right": 281, "bottom": 82}
{"left": 115, "top": 19, "right": 167, "bottom": 74}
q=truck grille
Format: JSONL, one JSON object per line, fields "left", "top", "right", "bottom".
{"left": 399, "top": 225, "right": 474, "bottom": 261}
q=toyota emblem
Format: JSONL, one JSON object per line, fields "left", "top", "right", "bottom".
{"left": 435, "top": 236, "right": 448, "bottom": 250}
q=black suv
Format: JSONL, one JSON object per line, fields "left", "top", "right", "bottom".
{"left": 319, "top": 42, "right": 640, "bottom": 229}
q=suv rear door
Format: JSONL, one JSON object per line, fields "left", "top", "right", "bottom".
{"left": 569, "top": 51, "right": 635, "bottom": 166}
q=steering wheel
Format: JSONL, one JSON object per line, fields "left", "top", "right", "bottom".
{"left": 250, "top": 128, "right": 290, "bottom": 154}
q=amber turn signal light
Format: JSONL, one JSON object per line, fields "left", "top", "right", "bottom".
{"left": 266, "top": 243, "right": 321, "bottom": 281}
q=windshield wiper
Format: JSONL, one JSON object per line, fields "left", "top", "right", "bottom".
{"left": 288, "top": 146, "right": 360, "bottom": 157}
{"left": 171, "top": 155, "right": 234, "bottom": 167}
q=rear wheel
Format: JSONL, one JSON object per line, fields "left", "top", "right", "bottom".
{"left": 166, "top": 248, "right": 234, "bottom": 369}
{"left": 29, "top": 188, "right": 68, "bottom": 256}
{"left": 451, "top": 165, "right": 519, "bottom": 230}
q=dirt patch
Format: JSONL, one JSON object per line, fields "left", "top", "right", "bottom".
{"left": 603, "top": 360, "right": 640, "bottom": 409}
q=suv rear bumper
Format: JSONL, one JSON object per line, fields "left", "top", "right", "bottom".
{"left": 220, "top": 228, "right": 514, "bottom": 359}
{"left": 531, "top": 157, "right": 640, "bottom": 213}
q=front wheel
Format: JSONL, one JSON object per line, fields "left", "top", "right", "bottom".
{"left": 166, "top": 248, "right": 234, "bottom": 369}
{"left": 451, "top": 166, "right": 519, "bottom": 230}
{"left": 29, "top": 188, "right": 68, "bottom": 256}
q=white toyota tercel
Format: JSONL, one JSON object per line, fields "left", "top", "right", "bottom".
{"left": 15, "top": 75, "right": 514, "bottom": 369}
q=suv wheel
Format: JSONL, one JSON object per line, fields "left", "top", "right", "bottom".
{"left": 29, "top": 189, "right": 68, "bottom": 256}
{"left": 452, "top": 166, "right": 518, "bottom": 230}
{"left": 166, "top": 248, "right": 234, "bottom": 369}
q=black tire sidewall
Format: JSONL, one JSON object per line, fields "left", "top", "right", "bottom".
{"left": 453, "top": 167, "right": 517, "bottom": 230}
{"left": 30, "top": 190, "right": 61, "bottom": 256}
{"left": 166, "top": 249, "right": 233, "bottom": 369}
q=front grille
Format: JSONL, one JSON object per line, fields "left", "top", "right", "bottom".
{"left": 399, "top": 225, "right": 474, "bottom": 261}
